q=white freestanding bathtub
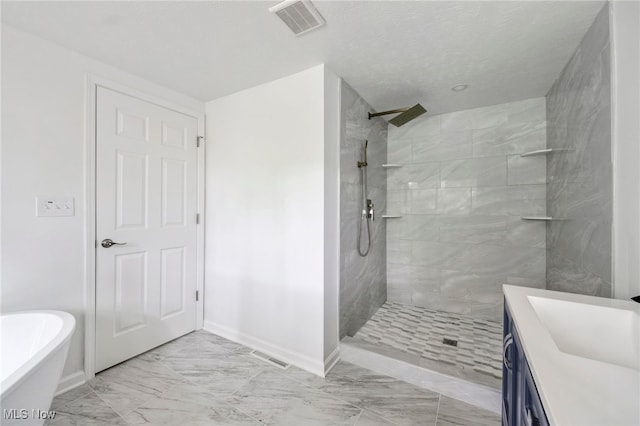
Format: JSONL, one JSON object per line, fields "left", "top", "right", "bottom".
{"left": 0, "top": 311, "right": 75, "bottom": 425}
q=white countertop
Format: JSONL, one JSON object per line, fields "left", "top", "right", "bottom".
{"left": 503, "top": 285, "right": 640, "bottom": 426}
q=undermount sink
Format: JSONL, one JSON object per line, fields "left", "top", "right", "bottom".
{"left": 527, "top": 295, "right": 640, "bottom": 370}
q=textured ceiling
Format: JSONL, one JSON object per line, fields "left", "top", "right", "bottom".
{"left": 1, "top": 1, "right": 605, "bottom": 114}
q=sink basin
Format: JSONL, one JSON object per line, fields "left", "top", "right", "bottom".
{"left": 527, "top": 295, "right": 640, "bottom": 370}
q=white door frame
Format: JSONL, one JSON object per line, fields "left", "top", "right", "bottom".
{"left": 84, "top": 74, "right": 205, "bottom": 380}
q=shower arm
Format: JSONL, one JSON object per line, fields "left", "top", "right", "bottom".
{"left": 368, "top": 108, "right": 410, "bottom": 119}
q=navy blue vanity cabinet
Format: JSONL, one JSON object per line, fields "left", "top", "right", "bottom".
{"left": 502, "top": 302, "right": 521, "bottom": 426}
{"left": 503, "top": 301, "right": 549, "bottom": 426}
{"left": 522, "top": 360, "right": 549, "bottom": 426}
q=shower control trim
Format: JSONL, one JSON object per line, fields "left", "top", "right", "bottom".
{"left": 367, "top": 199, "right": 374, "bottom": 221}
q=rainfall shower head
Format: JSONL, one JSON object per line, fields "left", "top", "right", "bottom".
{"left": 368, "top": 104, "right": 427, "bottom": 127}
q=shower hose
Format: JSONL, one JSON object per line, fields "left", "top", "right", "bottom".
{"left": 357, "top": 162, "right": 371, "bottom": 257}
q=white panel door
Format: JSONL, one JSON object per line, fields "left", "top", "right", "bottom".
{"left": 96, "top": 86, "right": 198, "bottom": 372}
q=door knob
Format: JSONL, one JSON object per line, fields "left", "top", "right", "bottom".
{"left": 101, "top": 239, "right": 127, "bottom": 248}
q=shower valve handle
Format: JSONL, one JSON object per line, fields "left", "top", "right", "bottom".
{"left": 367, "top": 199, "right": 374, "bottom": 221}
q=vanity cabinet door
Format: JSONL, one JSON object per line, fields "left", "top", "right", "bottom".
{"left": 502, "top": 303, "right": 520, "bottom": 426}
{"left": 521, "top": 360, "right": 549, "bottom": 426}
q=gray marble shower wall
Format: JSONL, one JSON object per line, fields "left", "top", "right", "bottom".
{"left": 386, "top": 99, "right": 547, "bottom": 322}
{"left": 339, "top": 82, "right": 388, "bottom": 338}
{"left": 546, "top": 5, "right": 612, "bottom": 297}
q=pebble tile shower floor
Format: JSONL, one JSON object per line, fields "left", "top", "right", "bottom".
{"left": 353, "top": 302, "right": 503, "bottom": 388}
{"left": 47, "top": 330, "right": 500, "bottom": 425}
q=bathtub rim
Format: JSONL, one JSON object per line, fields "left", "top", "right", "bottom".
{"left": 1, "top": 310, "right": 76, "bottom": 398}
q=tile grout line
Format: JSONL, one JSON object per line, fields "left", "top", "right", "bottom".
{"left": 85, "top": 385, "right": 134, "bottom": 425}
{"left": 274, "top": 366, "right": 405, "bottom": 426}
{"left": 351, "top": 409, "right": 364, "bottom": 426}
{"left": 434, "top": 393, "right": 442, "bottom": 426}
{"left": 133, "top": 346, "right": 269, "bottom": 425}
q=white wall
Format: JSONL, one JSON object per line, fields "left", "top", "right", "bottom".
{"left": 1, "top": 26, "right": 204, "bottom": 385}
{"left": 610, "top": 1, "right": 640, "bottom": 300}
{"left": 204, "top": 65, "right": 340, "bottom": 375}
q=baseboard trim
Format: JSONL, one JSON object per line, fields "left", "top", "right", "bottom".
{"left": 324, "top": 346, "right": 340, "bottom": 376}
{"left": 203, "top": 321, "right": 325, "bottom": 376}
{"left": 55, "top": 371, "right": 86, "bottom": 396}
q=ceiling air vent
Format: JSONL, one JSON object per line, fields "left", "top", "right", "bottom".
{"left": 269, "top": 0, "right": 326, "bottom": 36}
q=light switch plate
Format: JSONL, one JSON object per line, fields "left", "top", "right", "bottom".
{"left": 36, "top": 196, "right": 75, "bottom": 217}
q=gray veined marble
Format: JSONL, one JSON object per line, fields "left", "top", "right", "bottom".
{"left": 507, "top": 97, "right": 546, "bottom": 124}
{"left": 471, "top": 185, "right": 547, "bottom": 217}
{"left": 340, "top": 81, "right": 387, "bottom": 338}
{"left": 124, "top": 383, "right": 260, "bottom": 426}
{"left": 354, "top": 410, "right": 398, "bottom": 425}
{"left": 440, "top": 110, "right": 475, "bottom": 132}
{"left": 440, "top": 156, "right": 507, "bottom": 188}
{"left": 471, "top": 104, "right": 508, "bottom": 130}
{"left": 439, "top": 215, "right": 506, "bottom": 245}
{"left": 545, "top": 4, "right": 611, "bottom": 297}
{"left": 47, "top": 391, "right": 129, "bottom": 426}
{"left": 507, "top": 155, "right": 546, "bottom": 185}
{"left": 436, "top": 189, "right": 472, "bottom": 215}
{"left": 412, "top": 131, "right": 473, "bottom": 163}
{"left": 283, "top": 361, "right": 441, "bottom": 426}
{"left": 227, "top": 369, "right": 362, "bottom": 426}
{"left": 436, "top": 395, "right": 501, "bottom": 426}
{"left": 50, "top": 331, "right": 502, "bottom": 426}
{"left": 88, "top": 356, "right": 188, "bottom": 416}
{"left": 405, "top": 163, "right": 440, "bottom": 189}
{"left": 504, "top": 216, "right": 546, "bottom": 248}
{"left": 387, "top": 97, "right": 547, "bottom": 321}
{"left": 409, "top": 189, "right": 438, "bottom": 214}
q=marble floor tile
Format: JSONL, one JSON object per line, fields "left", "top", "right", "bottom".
{"left": 227, "top": 369, "right": 362, "bottom": 426}
{"left": 51, "top": 330, "right": 500, "bottom": 426}
{"left": 285, "top": 361, "right": 439, "bottom": 426}
{"left": 45, "top": 391, "right": 128, "bottom": 426}
{"left": 163, "top": 351, "right": 266, "bottom": 396}
{"left": 436, "top": 395, "right": 501, "bottom": 426}
{"left": 325, "top": 362, "right": 440, "bottom": 426}
{"left": 124, "top": 383, "right": 260, "bottom": 426}
{"left": 140, "top": 331, "right": 245, "bottom": 362}
{"left": 89, "top": 356, "right": 188, "bottom": 416}
{"left": 355, "top": 410, "right": 399, "bottom": 425}
{"left": 49, "top": 383, "right": 93, "bottom": 408}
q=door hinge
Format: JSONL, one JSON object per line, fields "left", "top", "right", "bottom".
{"left": 197, "top": 136, "right": 204, "bottom": 147}
{"left": 196, "top": 290, "right": 200, "bottom": 301}
{"left": 196, "top": 213, "right": 200, "bottom": 224}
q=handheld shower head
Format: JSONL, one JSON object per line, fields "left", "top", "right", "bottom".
{"left": 357, "top": 140, "right": 368, "bottom": 168}
{"left": 368, "top": 104, "right": 427, "bottom": 127}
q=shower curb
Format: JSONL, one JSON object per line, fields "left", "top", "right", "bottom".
{"left": 340, "top": 337, "right": 501, "bottom": 414}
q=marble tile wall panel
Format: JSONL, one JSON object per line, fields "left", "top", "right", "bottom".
{"left": 387, "top": 97, "right": 547, "bottom": 321}
{"left": 340, "top": 82, "right": 388, "bottom": 337}
{"left": 440, "top": 157, "right": 507, "bottom": 188}
{"left": 545, "top": 5, "right": 612, "bottom": 297}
